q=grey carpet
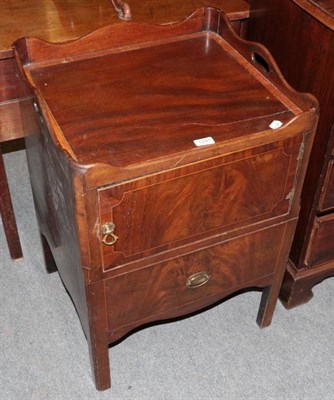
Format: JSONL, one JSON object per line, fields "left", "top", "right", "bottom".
{"left": 1, "top": 149, "right": 333, "bottom": 400}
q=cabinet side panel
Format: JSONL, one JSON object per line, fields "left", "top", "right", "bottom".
{"left": 24, "top": 102, "right": 89, "bottom": 336}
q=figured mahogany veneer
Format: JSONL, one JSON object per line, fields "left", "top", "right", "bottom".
{"left": 247, "top": 0, "right": 334, "bottom": 308}
{"left": 14, "top": 8, "right": 317, "bottom": 390}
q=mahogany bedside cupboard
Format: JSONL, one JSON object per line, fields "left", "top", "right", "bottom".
{"left": 14, "top": 8, "right": 317, "bottom": 390}
{"left": 247, "top": 0, "right": 334, "bottom": 308}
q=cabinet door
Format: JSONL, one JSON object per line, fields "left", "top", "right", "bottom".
{"left": 98, "top": 135, "right": 303, "bottom": 269}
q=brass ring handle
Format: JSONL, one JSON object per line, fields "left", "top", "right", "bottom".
{"left": 102, "top": 232, "right": 119, "bottom": 246}
{"left": 101, "top": 222, "right": 119, "bottom": 246}
{"left": 186, "top": 272, "right": 210, "bottom": 289}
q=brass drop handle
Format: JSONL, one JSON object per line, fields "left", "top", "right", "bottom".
{"left": 186, "top": 272, "right": 210, "bottom": 289}
{"left": 101, "top": 222, "right": 119, "bottom": 246}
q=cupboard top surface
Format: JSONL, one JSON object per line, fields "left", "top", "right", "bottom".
{"left": 25, "top": 30, "right": 299, "bottom": 168}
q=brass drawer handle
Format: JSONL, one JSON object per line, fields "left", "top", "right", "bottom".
{"left": 101, "top": 222, "right": 119, "bottom": 246}
{"left": 186, "top": 272, "right": 210, "bottom": 289}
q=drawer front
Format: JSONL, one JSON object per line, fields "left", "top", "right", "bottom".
{"left": 305, "top": 214, "right": 334, "bottom": 267}
{"left": 319, "top": 160, "right": 334, "bottom": 212}
{"left": 99, "top": 136, "right": 302, "bottom": 268}
{"left": 0, "top": 57, "right": 35, "bottom": 142}
{"left": 105, "top": 224, "right": 286, "bottom": 331}
{"left": 0, "top": 57, "right": 30, "bottom": 103}
{"left": 0, "top": 98, "right": 37, "bottom": 142}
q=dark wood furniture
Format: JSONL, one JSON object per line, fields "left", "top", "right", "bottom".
{"left": 247, "top": 0, "right": 334, "bottom": 308}
{"left": 14, "top": 8, "right": 317, "bottom": 390}
{"left": 0, "top": 0, "right": 249, "bottom": 260}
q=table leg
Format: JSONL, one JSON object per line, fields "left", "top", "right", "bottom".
{"left": 0, "top": 145, "right": 23, "bottom": 260}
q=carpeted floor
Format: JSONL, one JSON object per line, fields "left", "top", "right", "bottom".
{"left": 1, "top": 149, "right": 333, "bottom": 400}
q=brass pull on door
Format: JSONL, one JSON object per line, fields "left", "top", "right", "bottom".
{"left": 101, "top": 222, "right": 118, "bottom": 246}
{"left": 186, "top": 272, "right": 210, "bottom": 289}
